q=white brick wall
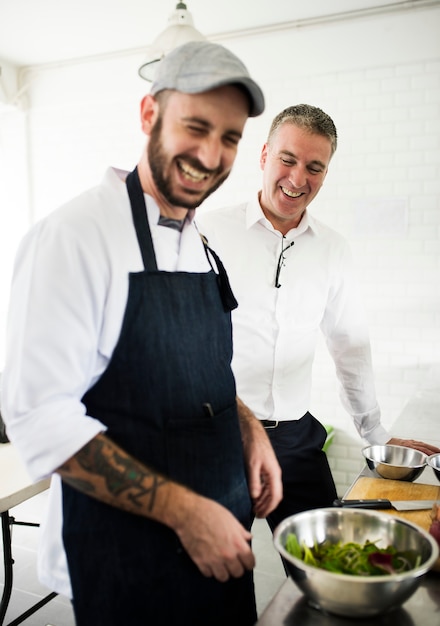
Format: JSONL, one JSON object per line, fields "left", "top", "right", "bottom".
{"left": 1, "top": 4, "right": 439, "bottom": 496}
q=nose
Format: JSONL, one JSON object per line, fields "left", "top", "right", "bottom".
{"left": 289, "top": 165, "right": 307, "bottom": 189}
{"left": 197, "top": 135, "right": 223, "bottom": 172}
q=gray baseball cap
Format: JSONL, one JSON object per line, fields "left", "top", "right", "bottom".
{"left": 150, "top": 41, "right": 265, "bottom": 117}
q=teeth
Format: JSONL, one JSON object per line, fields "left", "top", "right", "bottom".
{"left": 178, "top": 160, "right": 208, "bottom": 182}
{"left": 281, "top": 186, "right": 302, "bottom": 198}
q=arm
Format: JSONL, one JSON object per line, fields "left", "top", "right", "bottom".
{"left": 236, "top": 396, "right": 282, "bottom": 518}
{"left": 323, "top": 245, "right": 440, "bottom": 454}
{"left": 57, "top": 432, "right": 255, "bottom": 582}
{"left": 386, "top": 437, "right": 440, "bottom": 456}
{"left": 322, "top": 241, "right": 390, "bottom": 444}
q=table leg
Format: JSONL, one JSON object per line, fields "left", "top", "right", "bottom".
{"left": 5, "top": 591, "right": 58, "bottom": 626}
{"left": 0, "top": 512, "right": 58, "bottom": 626}
{"left": 0, "top": 511, "right": 13, "bottom": 625}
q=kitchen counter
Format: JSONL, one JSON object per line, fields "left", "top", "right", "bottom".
{"left": 255, "top": 573, "right": 440, "bottom": 626}
{"left": 256, "top": 365, "right": 440, "bottom": 625}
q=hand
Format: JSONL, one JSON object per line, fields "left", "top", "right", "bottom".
{"left": 245, "top": 422, "right": 283, "bottom": 518}
{"left": 236, "top": 397, "right": 283, "bottom": 518}
{"left": 174, "top": 495, "right": 255, "bottom": 582}
{"left": 387, "top": 437, "right": 440, "bottom": 456}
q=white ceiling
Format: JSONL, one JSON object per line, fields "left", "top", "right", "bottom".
{"left": 0, "top": 0, "right": 426, "bottom": 68}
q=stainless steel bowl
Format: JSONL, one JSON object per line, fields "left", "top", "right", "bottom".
{"left": 427, "top": 452, "right": 440, "bottom": 482}
{"left": 362, "top": 444, "right": 427, "bottom": 481}
{"left": 273, "top": 508, "right": 439, "bottom": 618}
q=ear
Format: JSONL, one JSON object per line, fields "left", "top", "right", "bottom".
{"left": 140, "top": 94, "right": 159, "bottom": 136}
{"left": 260, "top": 142, "right": 269, "bottom": 171}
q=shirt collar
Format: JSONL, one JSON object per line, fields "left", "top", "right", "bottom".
{"left": 144, "top": 193, "right": 195, "bottom": 227}
{"left": 246, "top": 192, "right": 318, "bottom": 237}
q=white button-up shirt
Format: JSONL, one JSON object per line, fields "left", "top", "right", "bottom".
{"left": 196, "top": 194, "right": 390, "bottom": 444}
{"left": 1, "top": 167, "right": 212, "bottom": 597}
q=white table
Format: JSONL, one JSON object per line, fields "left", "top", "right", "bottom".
{"left": 0, "top": 444, "right": 55, "bottom": 626}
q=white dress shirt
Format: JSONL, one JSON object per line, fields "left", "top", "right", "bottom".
{"left": 1, "top": 167, "right": 211, "bottom": 597}
{"left": 196, "top": 194, "right": 390, "bottom": 444}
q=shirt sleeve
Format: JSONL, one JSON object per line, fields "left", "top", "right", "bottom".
{"left": 320, "top": 241, "right": 390, "bottom": 445}
{"left": 1, "top": 212, "right": 110, "bottom": 481}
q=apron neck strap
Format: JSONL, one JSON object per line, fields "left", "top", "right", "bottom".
{"left": 126, "top": 167, "right": 157, "bottom": 271}
{"left": 125, "top": 167, "right": 238, "bottom": 312}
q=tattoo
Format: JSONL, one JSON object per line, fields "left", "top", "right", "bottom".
{"left": 63, "top": 436, "right": 168, "bottom": 512}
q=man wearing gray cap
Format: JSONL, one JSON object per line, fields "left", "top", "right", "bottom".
{"left": 1, "top": 41, "right": 281, "bottom": 625}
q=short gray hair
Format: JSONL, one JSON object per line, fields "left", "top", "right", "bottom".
{"left": 267, "top": 104, "right": 337, "bottom": 156}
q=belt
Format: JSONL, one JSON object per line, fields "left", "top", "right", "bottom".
{"left": 261, "top": 416, "right": 307, "bottom": 429}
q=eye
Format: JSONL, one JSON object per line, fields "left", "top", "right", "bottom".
{"left": 281, "top": 158, "right": 295, "bottom": 166}
{"left": 187, "top": 124, "right": 207, "bottom": 135}
{"left": 223, "top": 134, "right": 240, "bottom": 147}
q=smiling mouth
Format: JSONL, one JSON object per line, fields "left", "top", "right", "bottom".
{"left": 177, "top": 159, "right": 210, "bottom": 183}
{"left": 281, "top": 185, "right": 303, "bottom": 198}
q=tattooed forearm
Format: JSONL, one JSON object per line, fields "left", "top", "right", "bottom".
{"left": 127, "top": 473, "right": 168, "bottom": 511}
{"left": 59, "top": 434, "right": 168, "bottom": 513}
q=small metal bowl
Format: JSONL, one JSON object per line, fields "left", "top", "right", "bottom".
{"left": 273, "top": 508, "right": 439, "bottom": 618}
{"left": 362, "top": 444, "right": 427, "bottom": 481}
{"left": 427, "top": 452, "right": 440, "bottom": 482}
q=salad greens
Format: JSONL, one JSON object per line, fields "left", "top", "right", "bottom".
{"left": 285, "top": 533, "right": 420, "bottom": 576}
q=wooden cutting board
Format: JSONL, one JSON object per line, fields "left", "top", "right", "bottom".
{"left": 346, "top": 476, "right": 440, "bottom": 571}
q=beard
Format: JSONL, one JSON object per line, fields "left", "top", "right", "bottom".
{"left": 147, "top": 115, "right": 230, "bottom": 210}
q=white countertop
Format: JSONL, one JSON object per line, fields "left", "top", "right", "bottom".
{"left": 389, "top": 364, "right": 440, "bottom": 448}
{"left": 0, "top": 443, "right": 50, "bottom": 512}
{"left": 385, "top": 364, "right": 440, "bottom": 486}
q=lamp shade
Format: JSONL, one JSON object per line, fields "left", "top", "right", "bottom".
{"left": 138, "top": 2, "right": 206, "bottom": 82}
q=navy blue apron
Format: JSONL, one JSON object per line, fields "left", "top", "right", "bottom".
{"left": 62, "top": 167, "right": 257, "bottom": 625}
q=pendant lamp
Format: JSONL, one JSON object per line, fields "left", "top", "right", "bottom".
{"left": 138, "top": 2, "right": 206, "bottom": 82}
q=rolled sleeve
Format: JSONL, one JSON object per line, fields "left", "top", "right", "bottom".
{"left": 1, "top": 201, "right": 114, "bottom": 480}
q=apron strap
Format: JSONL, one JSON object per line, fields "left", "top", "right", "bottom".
{"left": 126, "top": 167, "right": 158, "bottom": 271}
{"left": 126, "top": 167, "right": 237, "bottom": 311}
{"left": 201, "top": 237, "right": 238, "bottom": 312}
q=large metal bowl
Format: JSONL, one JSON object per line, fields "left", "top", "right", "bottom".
{"left": 273, "top": 508, "right": 439, "bottom": 618}
{"left": 362, "top": 444, "right": 427, "bottom": 481}
{"left": 427, "top": 452, "right": 440, "bottom": 482}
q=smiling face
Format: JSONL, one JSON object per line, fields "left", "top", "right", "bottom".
{"left": 259, "top": 122, "right": 333, "bottom": 234}
{"left": 139, "top": 86, "right": 249, "bottom": 218}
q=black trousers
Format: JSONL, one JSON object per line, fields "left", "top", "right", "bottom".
{"left": 264, "top": 412, "right": 338, "bottom": 534}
